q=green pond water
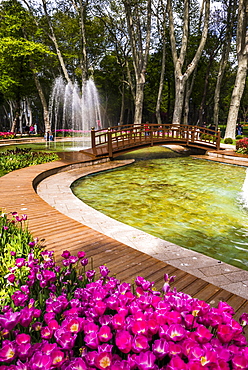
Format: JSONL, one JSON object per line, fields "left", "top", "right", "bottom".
{"left": 72, "top": 148, "right": 248, "bottom": 270}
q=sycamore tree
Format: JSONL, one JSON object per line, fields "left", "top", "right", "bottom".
{"left": 168, "top": 0, "right": 210, "bottom": 125}
{"left": 224, "top": 0, "right": 248, "bottom": 139}
{"left": 121, "top": 0, "right": 152, "bottom": 126}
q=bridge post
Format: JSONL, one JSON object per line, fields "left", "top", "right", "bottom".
{"left": 150, "top": 124, "right": 153, "bottom": 146}
{"left": 107, "top": 127, "right": 113, "bottom": 158}
{"left": 91, "top": 127, "right": 96, "bottom": 155}
{"left": 216, "top": 128, "right": 221, "bottom": 150}
{"left": 191, "top": 126, "right": 195, "bottom": 142}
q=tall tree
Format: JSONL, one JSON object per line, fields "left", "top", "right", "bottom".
{"left": 122, "top": 0, "right": 152, "bottom": 126}
{"left": 213, "top": 0, "right": 237, "bottom": 129}
{"left": 225, "top": 0, "right": 248, "bottom": 139}
{"left": 153, "top": 0, "right": 168, "bottom": 126}
{"left": 168, "top": 0, "right": 210, "bottom": 125}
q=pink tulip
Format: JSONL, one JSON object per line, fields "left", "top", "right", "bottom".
{"left": 135, "top": 351, "right": 157, "bottom": 370}
{"left": 7, "top": 274, "right": 16, "bottom": 284}
{"left": 94, "top": 301, "right": 107, "bottom": 316}
{"left": 84, "top": 332, "right": 99, "bottom": 349}
{"left": 98, "top": 325, "right": 112, "bottom": 342}
{"left": 30, "top": 351, "right": 52, "bottom": 370}
{"left": 112, "top": 313, "right": 126, "bottom": 330}
{"left": 132, "top": 320, "right": 148, "bottom": 335}
{"left": 152, "top": 339, "right": 169, "bottom": 360}
{"left": 166, "top": 323, "right": 186, "bottom": 342}
{"left": 132, "top": 334, "right": 149, "bottom": 353}
{"left": 95, "top": 351, "right": 112, "bottom": 369}
{"left": 15, "top": 258, "right": 25, "bottom": 268}
{"left": 195, "top": 325, "right": 212, "bottom": 344}
{"left": 167, "top": 355, "right": 188, "bottom": 370}
{"left": 15, "top": 334, "right": 30, "bottom": 345}
{"left": 115, "top": 330, "right": 132, "bottom": 354}
{"left": 61, "top": 250, "right": 71, "bottom": 259}
{"left": 217, "top": 324, "right": 235, "bottom": 343}
{"left": 0, "top": 342, "right": 16, "bottom": 362}
{"left": 51, "top": 349, "right": 65, "bottom": 367}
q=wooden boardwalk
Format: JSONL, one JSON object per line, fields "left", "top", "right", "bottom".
{"left": 0, "top": 152, "right": 248, "bottom": 326}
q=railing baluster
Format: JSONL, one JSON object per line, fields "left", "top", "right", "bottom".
{"left": 107, "top": 127, "right": 113, "bottom": 158}
{"left": 91, "top": 127, "right": 96, "bottom": 155}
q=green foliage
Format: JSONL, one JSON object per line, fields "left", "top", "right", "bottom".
{"left": 200, "top": 134, "right": 215, "bottom": 141}
{"left": 236, "top": 135, "right": 243, "bottom": 140}
{"left": 0, "top": 211, "right": 43, "bottom": 305}
{"left": 224, "top": 137, "right": 234, "bottom": 144}
{"left": 0, "top": 148, "right": 59, "bottom": 174}
{"left": 0, "top": 0, "right": 54, "bottom": 102}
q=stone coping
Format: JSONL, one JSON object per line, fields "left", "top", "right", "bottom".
{"left": 36, "top": 158, "right": 248, "bottom": 300}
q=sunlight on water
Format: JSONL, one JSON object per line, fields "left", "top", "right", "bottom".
{"left": 0, "top": 140, "right": 91, "bottom": 153}
{"left": 72, "top": 154, "right": 248, "bottom": 270}
{"left": 241, "top": 168, "right": 248, "bottom": 209}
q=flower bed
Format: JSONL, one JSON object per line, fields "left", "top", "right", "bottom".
{"left": 0, "top": 212, "right": 42, "bottom": 305}
{"left": 0, "top": 148, "right": 59, "bottom": 174}
{"left": 0, "top": 132, "right": 16, "bottom": 140}
{"left": 0, "top": 239, "right": 248, "bottom": 369}
{"left": 236, "top": 138, "right": 248, "bottom": 155}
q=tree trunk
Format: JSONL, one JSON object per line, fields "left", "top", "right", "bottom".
{"left": 168, "top": 0, "right": 210, "bottom": 125}
{"left": 134, "top": 76, "right": 145, "bottom": 125}
{"left": 213, "top": 0, "right": 236, "bottom": 128}
{"left": 225, "top": 57, "right": 248, "bottom": 138}
{"left": 225, "top": 0, "right": 248, "bottom": 139}
{"left": 156, "top": 41, "right": 166, "bottom": 126}
{"left": 119, "top": 80, "right": 125, "bottom": 125}
{"left": 123, "top": 0, "right": 151, "bottom": 126}
{"left": 172, "top": 77, "right": 187, "bottom": 124}
{"left": 11, "top": 101, "right": 20, "bottom": 133}
{"left": 32, "top": 66, "right": 50, "bottom": 133}
{"left": 79, "top": 0, "right": 89, "bottom": 82}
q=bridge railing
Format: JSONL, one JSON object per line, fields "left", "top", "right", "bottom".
{"left": 91, "top": 124, "right": 221, "bottom": 156}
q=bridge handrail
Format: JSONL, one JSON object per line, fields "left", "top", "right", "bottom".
{"left": 91, "top": 124, "right": 221, "bottom": 156}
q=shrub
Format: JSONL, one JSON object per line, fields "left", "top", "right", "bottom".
{"left": 200, "top": 134, "right": 215, "bottom": 141}
{"left": 236, "top": 138, "right": 248, "bottom": 154}
{"left": 0, "top": 148, "right": 59, "bottom": 174}
{"left": 224, "top": 138, "right": 233, "bottom": 144}
{"left": 236, "top": 135, "right": 243, "bottom": 140}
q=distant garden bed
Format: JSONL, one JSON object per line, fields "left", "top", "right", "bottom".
{"left": 0, "top": 148, "right": 59, "bottom": 176}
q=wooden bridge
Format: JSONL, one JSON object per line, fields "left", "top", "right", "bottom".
{"left": 81, "top": 123, "right": 221, "bottom": 159}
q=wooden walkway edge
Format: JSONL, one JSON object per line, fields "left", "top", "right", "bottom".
{"left": 0, "top": 153, "right": 247, "bottom": 326}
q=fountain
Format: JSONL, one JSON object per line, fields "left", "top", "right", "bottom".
{"left": 49, "top": 76, "right": 102, "bottom": 149}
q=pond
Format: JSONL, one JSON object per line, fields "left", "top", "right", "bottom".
{"left": 71, "top": 148, "right": 248, "bottom": 271}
